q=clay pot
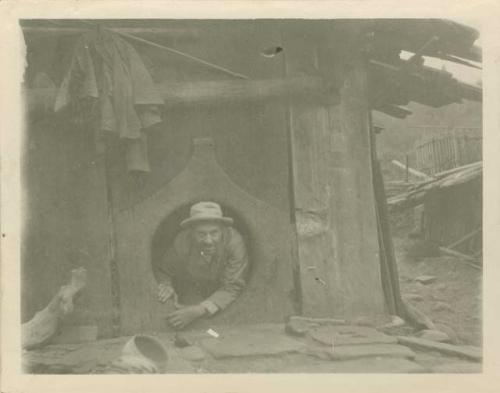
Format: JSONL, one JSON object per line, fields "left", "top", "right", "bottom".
{"left": 96, "top": 335, "right": 168, "bottom": 374}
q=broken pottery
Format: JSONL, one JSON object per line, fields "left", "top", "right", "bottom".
{"left": 93, "top": 335, "right": 168, "bottom": 374}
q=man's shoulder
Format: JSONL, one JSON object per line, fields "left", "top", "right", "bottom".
{"left": 225, "top": 227, "right": 246, "bottom": 249}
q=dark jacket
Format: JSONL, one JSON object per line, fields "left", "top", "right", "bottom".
{"left": 154, "top": 226, "right": 248, "bottom": 311}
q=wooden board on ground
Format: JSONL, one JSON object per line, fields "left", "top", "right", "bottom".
{"left": 397, "top": 336, "right": 482, "bottom": 362}
{"left": 309, "top": 325, "right": 398, "bottom": 346}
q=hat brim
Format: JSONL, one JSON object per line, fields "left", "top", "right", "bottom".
{"left": 180, "top": 216, "right": 233, "bottom": 229}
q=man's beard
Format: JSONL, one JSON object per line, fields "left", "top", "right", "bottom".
{"left": 199, "top": 242, "right": 221, "bottom": 259}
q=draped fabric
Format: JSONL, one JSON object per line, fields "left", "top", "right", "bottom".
{"left": 55, "top": 30, "right": 163, "bottom": 172}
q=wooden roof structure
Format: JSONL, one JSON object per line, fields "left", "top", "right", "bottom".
{"left": 23, "top": 19, "right": 481, "bottom": 120}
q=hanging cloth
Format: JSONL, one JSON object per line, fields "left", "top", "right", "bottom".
{"left": 55, "top": 29, "right": 163, "bottom": 172}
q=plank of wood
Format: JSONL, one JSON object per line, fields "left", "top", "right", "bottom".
{"left": 397, "top": 336, "right": 482, "bottom": 362}
{"left": 391, "top": 160, "right": 433, "bottom": 180}
{"left": 25, "top": 76, "right": 332, "bottom": 117}
{"left": 439, "top": 247, "right": 481, "bottom": 267}
{"left": 434, "top": 161, "right": 482, "bottom": 178}
{"left": 285, "top": 26, "right": 386, "bottom": 320}
{"left": 284, "top": 30, "right": 333, "bottom": 317}
{"left": 21, "top": 26, "right": 200, "bottom": 39}
{"left": 445, "top": 227, "right": 482, "bottom": 250}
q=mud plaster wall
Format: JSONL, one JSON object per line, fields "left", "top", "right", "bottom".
{"left": 22, "top": 20, "right": 294, "bottom": 336}
{"left": 108, "top": 109, "right": 296, "bottom": 334}
{"left": 22, "top": 119, "right": 115, "bottom": 337}
{"left": 107, "top": 102, "right": 291, "bottom": 215}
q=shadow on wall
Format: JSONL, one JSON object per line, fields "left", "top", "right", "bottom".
{"left": 150, "top": 201, "right": 254, "bottom": 301}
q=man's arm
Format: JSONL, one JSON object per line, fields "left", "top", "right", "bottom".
{"left": 203, "top": 230, "right": 249, "bottom": 314}
{"left": 153, "top": 244, "right": 177, "bottom": 302}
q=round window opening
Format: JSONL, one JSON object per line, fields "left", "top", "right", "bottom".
{"left": 151, "top": 202, "right": 253, "bottom": 311}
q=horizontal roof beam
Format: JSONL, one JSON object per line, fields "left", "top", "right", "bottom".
{"left": 25, "top": 76, "right": 337, "bottom": 119}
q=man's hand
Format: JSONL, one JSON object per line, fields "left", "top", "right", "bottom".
{"left": 157, "top": 283, "right": 175, "bottom": 303}
{"left": 166, "top": 305, "right": 206, "bottom": 330}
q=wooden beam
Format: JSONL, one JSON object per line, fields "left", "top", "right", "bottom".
{"left": 157, "top": 76, "right": 330, "bottom": 106}
{"left": 25, "top": 76, "right": 331, "bottom": 118}
{"left": 21, "top": 26, "right": 199, "bottom": 40}
{"left": 374, "top": 104, "right": 412, "bottom": 119}
{"left": 285, "top": 27, "right": 386, "bottom": 320}
{"left": 391, "top": 160, "right": 433, "bottom": 180}
{"left": 439, "top": 246, "right": 478, "bottom": 263}
{"left": 445, "top": 227, "right": 482, "bottom": 250}
{"left": 434, "top": 161, "right": 481, "bottom": 178}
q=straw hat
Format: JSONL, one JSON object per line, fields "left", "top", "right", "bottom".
{"left": 180, "top": 201, "right": 233, "bottom": 228}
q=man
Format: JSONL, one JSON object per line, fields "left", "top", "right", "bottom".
{"left": 154, "top": 201, "right": 249, "bottom": 329}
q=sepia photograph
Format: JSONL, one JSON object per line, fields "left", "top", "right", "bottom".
{"left": 15, "top": 16, "right": 486, "bottom": 375}
{"left": 0, "top": 1, "right": 498, "bottom": 389}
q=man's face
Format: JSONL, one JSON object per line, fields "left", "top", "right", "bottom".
{"left": 192, "top": 222, "right": 223, "bottom": 256}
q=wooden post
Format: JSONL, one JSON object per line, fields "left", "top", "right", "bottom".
{"left": 284, "top": 26, "right": 386, "bottom": 320}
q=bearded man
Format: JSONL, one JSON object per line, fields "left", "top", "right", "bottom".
{"left": 153, "top": 201, "right": 249, "bottom": 329}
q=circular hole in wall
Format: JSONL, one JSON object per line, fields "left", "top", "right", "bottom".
{"left": 151, "top": 201, "right": 253, "bottom": 307}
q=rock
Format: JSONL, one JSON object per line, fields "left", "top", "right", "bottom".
{"left": 414, "top": 275, "right": 437, "bottom": 285}
{"left": 284, "top": 320, "right": 308, "bottom": 337}
{"left": 417, "top": 329, "right": 450, "bottom": 343}
{"left": 431, "top": 362, "right": 482, "bottom": 373}
{"left": 174, "top": 333, "right": 192, "bottom": 348}
{"left": 309, "top": 325, "right": 397, "bottom": 346}
{"left": 397, "top": 336, "right": 482, "bottom": 362}
{"left": 434, "top": 323, "right": 459, "bottom": 345}
{"left": 200, "top": 330, "right": 304, "bottom": 359}
{"left": 179, "top": 346, "right": 206, "bottom": 362}
{"left": 402, "top": 299, "right": 436, "bottom": 330}
{"left": 433, "top": 301, "right": 454, "bottom": 313}
{"left": 352, "top": 316, "right": 377, "bottom": 327}
{"left": 378, "top": 315, "right": 406, "bottom": 329}
{"left": 377, "top": 316, "right": 413, "bottom": 336}
{"left": 404, "top": 293, "right": 424, "bottom": 302}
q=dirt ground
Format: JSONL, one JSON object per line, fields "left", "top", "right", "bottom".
{"left": 391, "top": 212, "right": 482, "bottom": 346}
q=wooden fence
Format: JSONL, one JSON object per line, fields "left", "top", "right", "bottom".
{"left": 414, "top": 128, "right": 482, "bottom": 175}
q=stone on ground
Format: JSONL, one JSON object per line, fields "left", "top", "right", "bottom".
{"left": 308, "top": 325, "right": 397, "bottom": 346}
{"left": 417, "top": 329, "right": 450, "bottom": 343}
{"left": 284, "top": 319, "right": 309, "bottom": 337}
{"left": 415, "top": 275, "right": 437, "bottom": 284}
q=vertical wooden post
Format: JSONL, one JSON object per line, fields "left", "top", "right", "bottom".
{"left": 284, "top": 25, "right": 386, "bottom": 320}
